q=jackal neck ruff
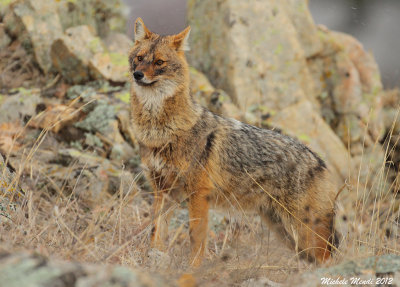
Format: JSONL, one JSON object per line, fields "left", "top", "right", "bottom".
{"left": 129, "top": 19, "right": 201, "bottom": 147}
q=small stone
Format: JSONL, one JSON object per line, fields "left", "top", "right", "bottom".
{"left": 0, "top": 89, "right": 41, "bottom": 123}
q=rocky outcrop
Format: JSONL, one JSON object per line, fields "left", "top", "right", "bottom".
{"left": 308, "top": 28, "right": 384, "bottom": 156}
{"left": 2, "top": 0, "right": 129, "bottom": 83}
{"left": 3, "top": 0, "right": 63, "bottom": 73}
{"left": 190, "top": 67, "right": 243, "bottom": 121}
{"left": 55, "top": 0, "right": 127, "bottom": 38}
{"left": 188, "top": 0, "right": 319, "bottom": 112}
{"left": 51, "top": 26, "right": 131, "bottom": 84}
{"left": 51, "top": 25, "right": 104, "bottom": 84}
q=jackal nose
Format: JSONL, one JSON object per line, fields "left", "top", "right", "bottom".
{"left": 133, "top": 71, "right": 144, "bottom": 81}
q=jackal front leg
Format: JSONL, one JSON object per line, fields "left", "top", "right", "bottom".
{"left": 151, "top": 190, "right": 175, "bottom": 251}
{"left": 188, "top": 188, "right": 210, "bottom": 267}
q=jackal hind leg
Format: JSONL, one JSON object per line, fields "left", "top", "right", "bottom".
{"left": 259, "top": 203, "right": 335, "bottom": 263}
{"left": 293, "top": 207, "right": 335, "bottom": 263}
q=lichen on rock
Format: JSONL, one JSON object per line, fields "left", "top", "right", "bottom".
{"left": 74, "top": 100, "right": 116, "bottom": 134}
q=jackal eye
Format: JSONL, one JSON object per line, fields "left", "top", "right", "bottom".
{"left": 137, "top": 56, "right": 143, "bottom": 61}
{"left": 155, "top": 59, "right": 164, "bottom": 66}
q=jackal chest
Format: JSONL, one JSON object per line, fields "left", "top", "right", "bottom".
{"left": 140, "top": 145, "right": 178, "bottom": 175}
{"left": 146, "top": 152, "right": 169, "bottom": 173}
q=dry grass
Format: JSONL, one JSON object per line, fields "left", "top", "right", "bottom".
{"left": 0, "top": 41, "right": 45, "bottom": 91}
{"left": 0, "top": 103, "right": 399, "bottom": 286}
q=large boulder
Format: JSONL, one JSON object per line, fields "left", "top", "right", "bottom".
{"left": 51, "top": 26, "right": 130, "bottom": 84}
{"left": 3, "top": 0, "right": 63, "bottom": 73}
{"left": 55, "top": 0, "right": 127, "bottom": 38}
{"left": 190, "top": 67, "right": 243, "bottom": 120}
{"left": 51, "top": 25, "right": 103, "bottom": 84}
{"left": 268, "top": 100, "right": 349, "bottom": 186}
{"left": 187, "top": 0, "right": 320, "bottom": 111}
{"left": 308, "top": 28, "right": 385, "bottom": 156}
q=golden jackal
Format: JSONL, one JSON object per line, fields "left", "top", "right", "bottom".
{"left": 129, "top": 18, "right": 337, "bottom": 266}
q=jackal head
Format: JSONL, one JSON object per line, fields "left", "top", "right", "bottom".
{"left": 129, "top": 18, "right": 191, "bottom": 99}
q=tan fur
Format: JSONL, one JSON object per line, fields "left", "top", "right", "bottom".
{"left": 129, "top": 18, "right": 337, "bottom": 266}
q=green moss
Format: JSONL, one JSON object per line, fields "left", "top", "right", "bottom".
{"left": 70, "top": 141, "right": 83, "bottom": 151}
{"left": 67, "top": 85, "right": 96, "bottom": 100}
{"left": 189, "top": 66, "right": 200, "bottom": 75}
{"left": 116, "top": 91, "right": 130, "bottom": 104}
{"left": 296, "top": 1, "right": 306, "bottom": 12}
{"left": 252, "top": 35, "right": 267, "bottom": 47}
{"left": 274, "top": 43, "right": 283, "bottom": 55}
{"left": 85, "top": 133, "right": 103, "bottom": 148}
{"left": 0, "top": 0, "right": 13, "bottom": 8}
{"left": 298, "top": 133, "right": 311, "bottom": 143}
{"left": 372, "top": 85, "right": 381, "bottom": 96}
{"left": 109, "top": 52, "right": 128, "bottom": 67}
{"left": 75, "top": 102, "right": 116, "bottom": 133}
{"left": 318, "top": 91, "right": 328, "bottom": 100}
{"left": 89, "top": 37, "right": 103, "bottom": 54}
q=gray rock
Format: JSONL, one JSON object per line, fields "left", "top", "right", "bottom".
{"left": 89, "top": 50, "right": 130, "bottom": 83}
{"left": 5, "top": 0, "right": 63, "bottom": 73}
{"left": 308, "top": 28, "right": 385, "bottom": 155}
{"left": 74, "top": 101, "right": 116, "bottom": 134}
{"left": 66, "top": 85, "right": 97, "bottom": 100}
{"left": 53, "top": 148, "right": 138, "bottom": 203}
{"left": 189, "top": 67, "right": 243, "bottom": 120}
{"left": 287, "top": 254, "right": 400, "bottom": 287}
{"left": 51, "top": 26, "right": 130, "bottom": 84}
{"left": 55, "top": 0, "right": 127, "bottom": 38}
{"left": 0, "top": 88, "right": 41, "bottom": 123}
{"left": 51, "top": 25, "right": 104, "bottom": 84}
{"left": 0, "top": 252, "right": 174, "bottom": 287}
{"left": 187, "top": 0, "right": 318, "bottom": 111}
{"left": 0, "top": 0, "right": 12, "bottom": 18}
{"left": 103, "top": 32, "right": 134, "bottom": 55}
{"left": 90, "top": 33, "right": 133, "bottom": 83}
{"left": 0, "top": 24, "right": 11, "bottom": 50}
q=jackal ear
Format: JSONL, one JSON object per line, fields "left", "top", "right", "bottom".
{"left": 134, "top": 18, "right": 152, "bottom": 42}
{"left": 172, "top": 26, "right": 191, "bottom": 51}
